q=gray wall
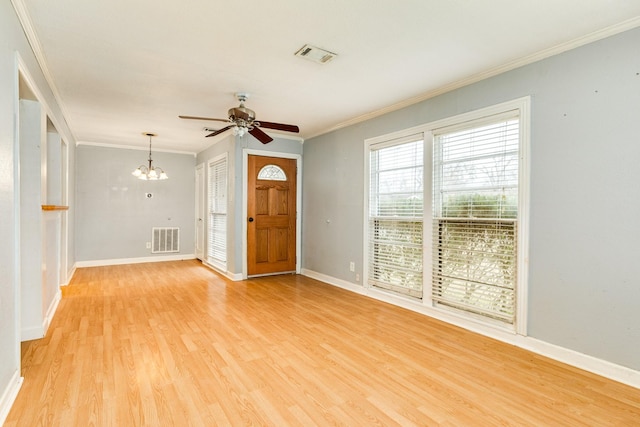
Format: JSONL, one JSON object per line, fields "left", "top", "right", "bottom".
{"left": 75, "top": 145, "right": 195, "bottom": 261}
{"left": 303, "top": 27, "right": 640, "bottom": 371}
{"left": 197, "top": 134, "right": 303, "bottom": 275}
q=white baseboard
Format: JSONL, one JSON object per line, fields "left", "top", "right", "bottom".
{"left": 61, "top": 264, "right": 77, "bottom": 286}
{"left": 21, "top": 324, "right": 44, "bottom": 341}
{"left": 301, "top": 268, "right": 640, "bottom": 390}
{"left": 20, "top": 292, "right": 61, "bottom": 342}
{"left": 21, "top": 287, "right": 62, "bottom": 342}
{"left": 229, "top": 272, "right": 243, "bottom": 281}
{"left": 202, "top": 261, "right": 243, "bottom": 281}
{"left": 302, "top": 269, "right": 367, "bottom": 295}
{"left": 75, "top": 254, "right": 196, "bottom": 268}
{"left": 42, "top": 288, "right": 61, "bottom": 335}
{"left": 0, "top": 370, "right": 23, "bottom": 426}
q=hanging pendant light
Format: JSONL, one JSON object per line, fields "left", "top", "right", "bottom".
{"left": 132, "top": 132, "right": 168, "bottom": 180}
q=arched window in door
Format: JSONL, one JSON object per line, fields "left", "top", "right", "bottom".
{"left": 257, "top": 164, "right": 286, "bottom": 181}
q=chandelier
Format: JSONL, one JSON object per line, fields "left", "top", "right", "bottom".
{"left": 132, "top": 132, "right": 168, "bottom": 180}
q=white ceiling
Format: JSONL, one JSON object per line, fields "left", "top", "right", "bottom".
{"left": 15, "top": 0, "right": 640, "bottom": 153}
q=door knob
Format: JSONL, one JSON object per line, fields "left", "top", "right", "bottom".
{"left": 248, "top": 217, "right": 254, "bottom": 222}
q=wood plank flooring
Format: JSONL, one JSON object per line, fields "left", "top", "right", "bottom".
{"left": 5, "top": 260, "right": 640, "bottom": 426}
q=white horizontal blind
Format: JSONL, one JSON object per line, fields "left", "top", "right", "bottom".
{"left": 432, "top": 115, "right": 519, "bottom": 323}
{"left": 368, "top": 136, "right": 423, "bottom": 298}
{"left": 207, "top": 157, "right": 227, "bottom": 269}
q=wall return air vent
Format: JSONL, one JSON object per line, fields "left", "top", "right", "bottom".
{"left": 294, "top": 44, "right": 337, "bottom": 64}
{"left": 152, "top": 227, "right": 180, "bottom": 254}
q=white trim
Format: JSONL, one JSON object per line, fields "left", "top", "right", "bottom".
{"left": 195, "top": 163, "right": 205, "bottom": 261}
{"left": 62, "top": 263, "right": 77, "bottom": 286}
{"left": 260, "top": 132, "right": 304, "bottom": 144}
{"left": 202, "top": 261, "right": 243, "bottom": 281}
{"left": 242, "top": 150, "right": 302, "bottom": 279}
{"left": 515, "top": 98, "right": 531, "bottom": 335}
{"left": 21, "top": 325, "right": 43, "bottom": 341}
{"left": 520, "top": 337, "right": 640, "bottom": 390}
{"left": 76, "top": 141, "right": 196, "bottom": 156}
{"left": 309, "top": 17, "right": 640, "bottom": 140}
{"left": 363, "top": 132, "right": 427, "bottom": 300}
{"left": 423, "top": 131, "right": 434, "bottom": 313}
{"left": 42, "top": 288, "right": 61, "bottom": 335}
{"left": 60, "top": 138, "right": 69, "bottom": 287}
{"left": 10, "top": 0, "right": 76, "bottom": 142}
{"left": 12, "top": 52, "right": 23, "bottom": 398}
{"left": 75, "top": 254, "right": 196, "bottom": 268}
{"left": 15, "top": 51, "right": 77, "bottom": 345}
{"left": 365, "top": 97, "right": 531, "bottom": 334}
{"left": 429, "top": 97, "right": 531, "bottom": 334}
{"left": 301, "top": 268, "right": 640, "bottom": 390}
{"left": 0, "top": 370, "right": 23, "bottom": 426}
{"left": 21, "top": 287, "right": 61, "bottom": 341}
{"left": 302, "top": 268, "right": 368, "bottom": 296}
{"left": 433, "top": 99, "right": 529, "bottom": 333}
{"left": 76, "top": 131, "right": 302, "bottom": 154}
{"left": 429, "top": 97, "right": 531, "bottom": 133}
{"left": 14, "top": 54, "right": 73, "bottom": 148}
{"left": 206, "top": 153, "right": 229, "bottom": 270}
{"left": 365, "top": 124, "right": 431, "bottom": 147}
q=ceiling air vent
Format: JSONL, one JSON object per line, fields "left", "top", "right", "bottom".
{"left": 295, "top": 44, "right": 337, "bottom": 64}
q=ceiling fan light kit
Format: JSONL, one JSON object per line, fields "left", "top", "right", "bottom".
{"left": 179, "top": 93, "right": 300, "bottom": 144}
{"left": 132, "top": 133, "right": 168, "bottom": 180}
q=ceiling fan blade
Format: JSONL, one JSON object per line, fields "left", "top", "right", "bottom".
{"left": 256, "top": 121, "right": 299, "bottom": 133}
{"left": 206, "top": 125, "right": 235, "bottom": 138}
{"left": 179, "top": 115, "right": 230, "bottom": 123}
{"left": 249, "top": 127, "right": 273, "bottom": 144}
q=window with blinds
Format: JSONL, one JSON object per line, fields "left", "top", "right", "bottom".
{"left": 432, "top": 113, "right": 520, "bottom": 323}
{"left": 207, "top": 156, "right": 227, "bottom": 270}
{"left": 368, "top": 136, "right": 424, "bottom": 298}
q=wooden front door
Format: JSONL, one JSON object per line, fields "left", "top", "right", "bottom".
{"left": 247, "top": 155, "right": 297, "bottom": 276}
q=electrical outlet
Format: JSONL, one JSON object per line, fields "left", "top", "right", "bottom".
{"left": 349, "top": 261, "right": 355, "bottom": 272}
{"left": 356, "top": 274, "right": 360, "bottom": 282}
{"left": 146, "top": 242, "right": 151, "bottom": 249}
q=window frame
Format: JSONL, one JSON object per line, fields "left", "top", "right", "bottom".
{"left": 206, "top": 153, "right": 228, "bottom": 271}
{"left": 366, "top": 134, "right": 427, "bottom": 298}
{"left": 431, "top": 113, "right": 521, "bottom": 325}
{"left": 364, "top": 97, "right": 530, "bottom": 335}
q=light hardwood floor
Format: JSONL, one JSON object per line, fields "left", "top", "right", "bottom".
{"left": 5, "top": 260, "right": 640, "bottom": 426}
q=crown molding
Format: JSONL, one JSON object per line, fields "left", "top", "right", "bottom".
{"left": 11, "top": 0, "right": 640, "bottom": 146}
{"left": 310, "top": 16, "right": 640, "bottom": 140}
{"left": 268, "top": 132, "right": 305, "bottom": 144}
{"left": 11, "top": 0, "right": 77, "bottom": 143}
{"left": 76, "top": 141, "right": 197, "bottom": 156}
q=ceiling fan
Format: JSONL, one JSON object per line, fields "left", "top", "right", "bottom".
{"left": 179, "top": 93, "right": 299, "bottom": 144}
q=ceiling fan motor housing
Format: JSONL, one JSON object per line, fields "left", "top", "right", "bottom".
{"left": 228, "top": 106, "right": 255, "bottom": 122}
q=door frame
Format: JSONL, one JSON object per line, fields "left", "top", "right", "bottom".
{"left": 194, "top": 162, "right": 205, "bottom": 260}
{"left": 242, "top": 149, "right": 302, "bottom": 279}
